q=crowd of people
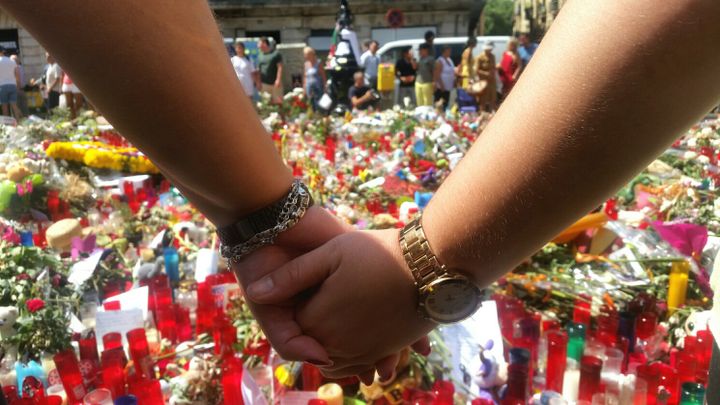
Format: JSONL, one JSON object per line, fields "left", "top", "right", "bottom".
{"left": 225, "top": 32, "right": 540, "bottom": 113}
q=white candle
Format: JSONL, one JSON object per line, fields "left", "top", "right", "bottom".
{"left": 562, "top": 359, "right": 580, "bottom": 402}
{"left": 318, "top": 383, "right": 344, "bottom": 405}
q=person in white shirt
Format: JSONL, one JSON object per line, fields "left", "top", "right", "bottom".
{"left": 0, "top": 46, "right": 22, "bottom": 119}
{"left": 231, "top": 41, "right": 258, "bottom": 98}
{"left": 433, "top": 45, "right": 456, "bottom": 110}
{"left": 359, "top": 40, "right": 379, "bottom": 89}
{"left": 45, "top": 52, "right": 63, "bottom": 109}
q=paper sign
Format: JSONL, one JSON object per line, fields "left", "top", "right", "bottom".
{"left": 67, "top": 313, "right": 86, "bottom": 334}
{"left": 68, "top": 250, "right": 105, "bottom": 286}
{"left": 439, "top": 300, "right": 505, "bottom": 396}
{"left": 102, "top": 286, "right": 149, "bottom": 321}
{"left": 94, "top": 309, "right": 144, "bottom": 347}
{"left": 195, "top": 249, "right": 219, "bottom": 282}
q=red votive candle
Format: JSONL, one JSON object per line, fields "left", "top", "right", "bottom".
{"left": 196, "top": 306, "right": 215, "bottom": 336}
{"left": 53, "top": 349, "right": 88, "bottom": 404}
{"left": 221, "top": 359, "right": 245, "bottom": 405}
{"left": 175, "top": 305, "right": 193, "bottom": 342}
{"left": 573, "top": 295, "right": 592, "bottom": 326}
{"left": 545, "top": 330, "right": 568, "bottom": 393}
{"left": 636, "top": 363, "right": 660, "bottom": 405}
{"left": 695, "top": 330, "right": 712, "bottom": 383}
{"left": 635, "top": 312, "right": 658, "bottom": 340}
{"left": 152, "top": 287, "right": 173, "bottom": 313}
{"left": 128, "top": 379, "right": 163, "bottom": 405}
{"left": 596, "top": 312, "right": 619, "bottom": 347}
{"left": 101, "top": 364, "right": 125, "bottom": 399}
{"left": 101, "top": 347, "right": 127, "bottom": 370}
{"left": 676, "top": 350, "right": 697, "bottom": 386}
{"left": 503, "top": 348, "right": 530, "bottom": 405}
{"left": 432, "top": 380, "right": 454, "bottom": 405}
{"left": 102, "top": 333, "right": 122, "bottom": 351}
{"left": 656, "top": 363, "right": 679, "bottom": 405}
{"left": 126, "top": 328, "right": 153, "bottom": 380}
{"left": 79, "top": 332, "right": 101, "bottom": 371}
{"left": 302, "top": 364, "right": 324, "bottom": 391}
{"left": 578, "top": 355, "right": 603, "bottom": 402}
{"left": 155, "top": 308, "right": 177, "bottom": 344}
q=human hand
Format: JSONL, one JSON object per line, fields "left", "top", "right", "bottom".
{"left": 274, "top": 80, "right": 281, "bottom": 88}
{"left": 246, "top": 229, "right": 435, "bottom": 381}
{"left": 231, "top": 205, "right": 352, "bottom": 366}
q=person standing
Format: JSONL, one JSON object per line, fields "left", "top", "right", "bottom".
{"left": 433, "top": 46, "right": 455, "bottom": 109}
{"left": 518, "top": 33, "right": 538, "bottom": 68}
{"left": 414, "top": 43, "right": 434, "bottom": 107}
{"left": 0, "top": 47, "right": 22, "bottom": 119}
{"left": 45, "top": 52, "right": 63, "bottom": 110}
{"left": 498, "top": 39, "right": 521, "bottom": 97}
{"left": 395, "top": 47, "right": 416, "bottom": 107}
{"left": 10, "top": 54, "right": 27, "bottom": 116}
{"left": 475, "top": 42, "right": 497, "bottom": 111}
{"left": 424, "top": 30, "right": 435, "bottom": 51}
{"left": 62, "top": 71, "right": 83, "bottom": 119}
{"left": 458, "top": 37, "right": 477, "bottom": 90}
{"left": 303, "top": 46, "right": 326, "bottom": 111}
{"left": 359, "top": 40, "right": 379, "bottom": 89}
{"left": 231, "top": 41, "right": 257, "bottom": 98}
{"left": 257, "top": 37, "right": 283, "bottom": 103}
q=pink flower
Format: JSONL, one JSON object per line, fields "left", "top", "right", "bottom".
{"left": 26, "top": 298, "right": 45, "bottom": 313}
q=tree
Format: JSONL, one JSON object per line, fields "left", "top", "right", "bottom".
{"left": 483, "top": 0, "right": 514, "bottom": 36}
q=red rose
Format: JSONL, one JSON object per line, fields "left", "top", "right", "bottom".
{"left": 26, "top": 298, "right": 45, "bottom": 313}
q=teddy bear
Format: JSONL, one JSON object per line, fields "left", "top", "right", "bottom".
{"left": 0, "top": 306, "right": 19, "bottom": 386}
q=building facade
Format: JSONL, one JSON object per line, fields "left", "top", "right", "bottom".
{"left": 512, "top": 0, "right": 567, "bottom": 40}
{"left": 0, "top": 9, "right": 47, "bottom": 86}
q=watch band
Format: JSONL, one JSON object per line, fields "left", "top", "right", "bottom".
{"left": 218, "top": 180, "right": 314, "bottom": 263}
{"left": 399, "top": 217, "right": 448, "bottom": 290}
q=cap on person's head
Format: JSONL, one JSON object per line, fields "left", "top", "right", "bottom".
{"left": 483, "top": 42, "right": 494, "bottom": 51}
{"left": 425, "top": 30, "right": 435, "bottom": 41}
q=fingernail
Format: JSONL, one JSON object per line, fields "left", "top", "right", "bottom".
{"left": 421, "top": 346, "right": 432, "bottom": 356}
{"left": 379, "top": 370, "right": 396, "bottom": 383}
{"left": 307, "top": 359, "right": 333, "bottom": 367}
{"left": 247, "top": 277, "right": 274, "bottom": 298}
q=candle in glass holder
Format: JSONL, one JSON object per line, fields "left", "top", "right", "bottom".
{"left": 45, "top": 385, "right": 66, "bottom": 404}
{"left": 221, "top": 359, "right": 244, "bottom": 405}
{"left": 101, "top": 363, "right": 125, "bottom": 400}
{"left": 163, "top": 248, "right": 179, "bottom": 283}
{"left": 128, "top": 379, "right": 163, "bottom": 405}
{"left": 317, "top": 383, "right": 343, "bottom": 405}
{"left": 618, "top": 312, "right": 636, "bottom": 354}
{"left": 562, "top": 359, "right": 580, "bottom": 402}
{"left": 578, "top": 355, "right": 603, "bottom": 402}
{"left": 174, "top": 305, "right": 192, "bottom": 342}
{"left": 126, "top": 329, "right": 153, "bottom": 380}
{"left": 679, "top": 382, "right": 705, "bottom": 405}
{"left": 656, "top": 363, "right": 679, "bottom": 405}
{"left": 83, "top": 388, "right": 113, "bottom": 405}
{"left": 53, "top": 349, "right": 88, "bottom": 404}
{"left": 636, "top": 363, "right": 660, "bottom": 405}
{"left": 567, "top": 322, "right": 586, "bottom": 362}
{"left": 573, "top": 295, "right": 592, "bottom": 326}
{"left": 302, "top": 364, "right": 324, "bottom": 391}
{"left": 155, "top": 308, "right": 177, "bottom": 344}
{"left": 102, "top": 333, "right": 122, "bottom": 351}
{"left": 78, "top": 332, "right": 101, "bottom": 376}
{"left": 502, "top": 348, "right": 530, "bottom": 405}
{"left": 433, "top": 380, "right": 454, "bottom": 405}
{"left": 545, "top": 330, "right": 567, "bottom": 393}
{"left": 668, "top": 261, "right": 689, "bottom": 314}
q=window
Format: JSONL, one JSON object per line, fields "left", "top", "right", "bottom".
{"left": 0, "top": 29, "right": 19, "bottom": 55}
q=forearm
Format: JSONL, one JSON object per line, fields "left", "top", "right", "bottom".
{"left": 0, "top": 0, "right": 292, "bottom": 225}
{"left": 276, "top": 64, "right": 283, "bottom": 85}
{"left": 423, "top": 0, "right": 720, "bottom": 286}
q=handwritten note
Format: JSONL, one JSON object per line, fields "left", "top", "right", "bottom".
{"left": 94, "top": 309, "right": 144, "bottom": 347}
{"left": 68, "top": 250, "right": 105, "bottom": 286}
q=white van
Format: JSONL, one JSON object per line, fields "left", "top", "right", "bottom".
{"left": 376, "top": 36, "right": 510, "bottom": 102}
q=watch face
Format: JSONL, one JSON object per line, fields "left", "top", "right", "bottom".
{"left": 421, "top": 278, "right": 481, "bottom": 323}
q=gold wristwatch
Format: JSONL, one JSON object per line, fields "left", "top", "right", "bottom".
{"left": 399, "top": 217, "right": 482, "bottom": 323}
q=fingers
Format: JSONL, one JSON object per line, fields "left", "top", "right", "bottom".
{"left": 374, "top": 353, "right": 399, "bottom": 382}
{"left": 358, "top": 369, "right": 376, "bottom": 386}
{"left": 251, "top": 304, "right": 332, "bottom": 365}
{"left": 411, "top": 335, "right": 432, "bottom": 356}
{"left": 246, "top": 238, "right": 341, "bottom": 303}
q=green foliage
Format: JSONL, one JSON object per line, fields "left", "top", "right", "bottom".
{"left": 7, "top": 303, "right": 73, "bottom": 362}
{"left": 484, "top": 0, "right": 514, "bottom": 36}
{"left": 0, "top": 244, "right": 74, "bottom": 307}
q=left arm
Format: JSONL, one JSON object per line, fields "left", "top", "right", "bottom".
{"left": 275, "top": 62, "right": 283, "bottom": 88}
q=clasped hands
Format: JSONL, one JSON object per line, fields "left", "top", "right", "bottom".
{"left": 232, "top": 206, "right": 435, "bottom": 384}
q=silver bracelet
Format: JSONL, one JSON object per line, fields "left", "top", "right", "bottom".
{"left": 219, "top": 180, "right": 313, "bottom": 264}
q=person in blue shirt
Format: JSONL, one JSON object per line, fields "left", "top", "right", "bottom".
{"left": 518, "top": 33, "right": 538, "bottom": 67}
